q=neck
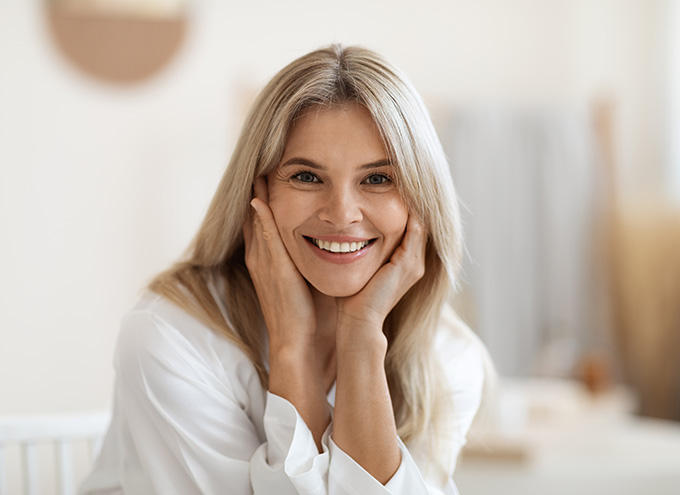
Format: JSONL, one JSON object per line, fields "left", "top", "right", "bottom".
{"left": 310, "top": 286, "right": 339, "bottom": 390}
{"left": 311, "top": 286, "right": 338, "bottom": 344}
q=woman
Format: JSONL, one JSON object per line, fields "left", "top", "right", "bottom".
{"left": 81, "top": 44, "right": 490, "bottom": 495}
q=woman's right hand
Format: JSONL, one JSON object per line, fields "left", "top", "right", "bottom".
{"left": 244, "top": 177, "right": 330, "bottom": 449}
{"left": 243, "top": 176, "right": 317, "bottom": 354}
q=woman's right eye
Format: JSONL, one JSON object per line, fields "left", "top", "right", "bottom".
{"left": 292, "top": 171, "right": 319, "bottom": 183}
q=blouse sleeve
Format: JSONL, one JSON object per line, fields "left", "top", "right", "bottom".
{"left": 113, "top": 309, "right": 484, "bottom": 495}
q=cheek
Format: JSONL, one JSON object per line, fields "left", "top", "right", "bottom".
{"left": 266, "top": 185, "right": 309, "bottom": 243}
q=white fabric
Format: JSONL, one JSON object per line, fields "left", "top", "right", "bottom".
{"left": 80, "top": 291, "right": 485, "bottom": 495}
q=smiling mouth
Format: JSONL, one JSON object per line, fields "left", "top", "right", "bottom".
{"left": 304, "top": 236, "right": 375, "bottom": 253}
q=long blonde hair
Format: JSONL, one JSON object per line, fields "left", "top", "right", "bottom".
{"left": 150, "top": 44, "right": 466, "bottom": 473}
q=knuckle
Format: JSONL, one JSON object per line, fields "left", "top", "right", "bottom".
{"left": 244, "top": 257, "right": 254, "bottom": 272}
{"left": 244, "top": 250, "right": 255, "bottom": 266}
{"left": 408, "top": 261, "right": 425, "bottom": 281}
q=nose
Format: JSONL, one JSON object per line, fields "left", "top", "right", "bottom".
{"left": 317, "top": 185, "right": 363, "bottom": 228}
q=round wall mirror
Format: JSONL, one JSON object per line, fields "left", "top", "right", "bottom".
{"left": 45, "top": 0, "right": 189, "bottom": 85}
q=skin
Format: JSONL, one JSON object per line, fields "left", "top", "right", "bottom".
{"left": 242, "top": 103, "right": 427, "bottom": 484}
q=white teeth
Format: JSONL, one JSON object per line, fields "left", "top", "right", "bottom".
{"left": 312, "top": 238, "right": 370, "bottom": 253}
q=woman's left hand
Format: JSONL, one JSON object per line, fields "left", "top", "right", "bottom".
{"left": 332, "top": 214, "right": 426, "bottom": 480}
{"left": 336, "top": 214, "right": 427, "bottom": 342}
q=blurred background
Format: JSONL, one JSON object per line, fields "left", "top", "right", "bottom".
{"left": 1, "top": 0, "right": 679, "bottom": 493}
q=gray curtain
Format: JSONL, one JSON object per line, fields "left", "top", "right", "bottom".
{"left": 441, "top": 108, "right": 605, "bottom": 376}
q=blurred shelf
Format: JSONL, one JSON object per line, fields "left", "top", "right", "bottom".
{"left": 457, "top": 378, "right": 680, "bottom": 495}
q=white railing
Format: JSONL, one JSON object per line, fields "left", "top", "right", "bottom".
{"left": 0, "top": 412, "right": 110, "bottom": 495}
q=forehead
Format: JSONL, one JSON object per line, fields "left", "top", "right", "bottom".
{"left": 282, "top": 104, "right": 388, "bottom": 163}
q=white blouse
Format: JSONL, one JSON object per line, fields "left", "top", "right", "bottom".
{"left": 80, "top": 291, "right": 485, "bottom": 495}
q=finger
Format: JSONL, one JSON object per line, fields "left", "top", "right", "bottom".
{"left": 387, "top": 214, "right": 426, "bottom": 285}
{"left": 247, "top": 176, "right": 269, "bottom": 245}
{"left": 404, "top": 215, "right": 427, "bottom": 280}
{"left": 404, "top": 214, "right": 427, "bottom": 256}
{"left": 244, "top": 178, "right": 269, "bottom": 259}
{"left": 250, "top": 197, "right": 290, "bottom": 259}
{"left": 392, "top": 215, "right": 425, "bottom": 260}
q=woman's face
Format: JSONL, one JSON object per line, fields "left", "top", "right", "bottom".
{"left": 267, "top": 104, "right": 409, "bottom": 297}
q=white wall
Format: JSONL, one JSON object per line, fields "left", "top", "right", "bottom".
{"left": 0, "top": 0, "right": 668, "bottom": 415}
{"left": 667, "top": 0, "right": 680, "bottom": 198}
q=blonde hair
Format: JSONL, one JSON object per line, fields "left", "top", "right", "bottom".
{"left": 150, "top": 44, "right": 468, "bottom": 475}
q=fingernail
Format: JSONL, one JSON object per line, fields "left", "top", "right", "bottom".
{"left": 250, "top": 199, "right": 259, "bottom": 212}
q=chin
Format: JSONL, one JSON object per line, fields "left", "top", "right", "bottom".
{"left": 307, "top": 276, "right": 370, "bottom": 298}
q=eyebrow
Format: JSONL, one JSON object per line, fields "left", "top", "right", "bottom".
{"left": 280, "top": 157, "right": 392, "bottom": 170}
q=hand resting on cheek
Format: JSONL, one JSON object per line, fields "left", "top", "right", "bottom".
{"left": 244, "top": 176, "right": 428, "bottom": 348}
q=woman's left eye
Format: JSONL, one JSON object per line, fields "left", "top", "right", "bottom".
{"left": 363, "top": 173, "right": 391, "bottom": 185}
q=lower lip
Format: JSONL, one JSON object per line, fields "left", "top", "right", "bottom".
{"left": 305, "top": 238, "right": 374, "bottom": 264}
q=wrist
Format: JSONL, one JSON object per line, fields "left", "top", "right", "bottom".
{"left": 268, "top": 333, "right": 316, "bottom": 357}
{"left": 336, "top": 319, "right": 388, "bottom": 358}
{"left": 269, "top": 341, "right": 316, "bottom": 367}
{"left": 268, "top": 344, "right": 322, "bottom": 396}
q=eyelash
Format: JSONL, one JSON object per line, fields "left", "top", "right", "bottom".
{"left": 290, "top": 170, "right": 393, "bottom": 185}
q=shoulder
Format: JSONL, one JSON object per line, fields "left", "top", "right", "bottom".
{"left": 435, "top": 304, "right": 491, "bottom": 425}
{"left": 435, "top": 303, "right": 488, "bottom": 384}
{"left": 114, "top": 291, "right": 260, "bottom": 401}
